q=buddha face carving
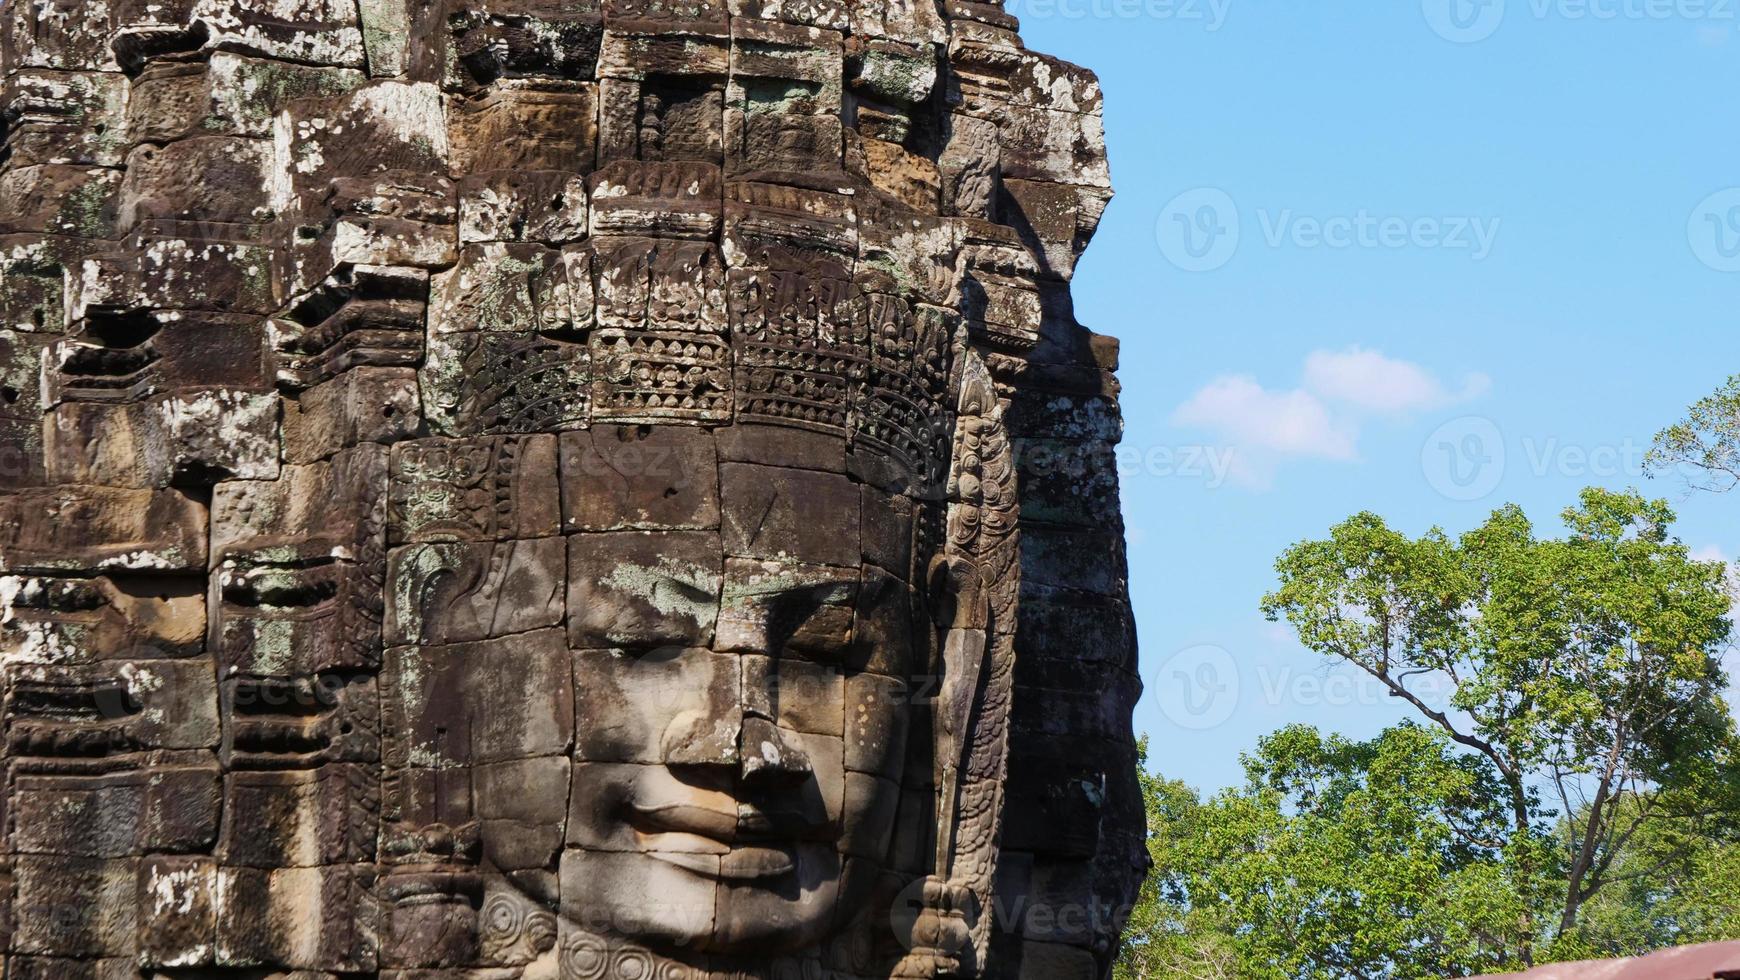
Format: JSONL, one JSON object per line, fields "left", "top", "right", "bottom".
{"left": 386, "top": 418, "right": 936, "bottom": 968}
{"left": 554, "top": 454, "right": 916, "bottom": 956}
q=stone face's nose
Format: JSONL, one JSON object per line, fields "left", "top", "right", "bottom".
{"left": 659, "top": 704, "right": 742, "bottom": 769}
{"left": 739, "top": 714, "right": 813, "bottom": 784}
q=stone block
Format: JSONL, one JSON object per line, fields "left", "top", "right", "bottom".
{"left": 193, "top": 0, "right": 368, "bottom": 69}
{"left": 384, "top": 629, "right": 574, "bottom": 765}
{"left": 844, "top": 671, "right": 908, "bottom": 781}
{"left": 128, "top": 53, "right": 366, "bottom": 142}
{"left": 10, "top": 772, "right": 146, "bottom": 857}
{"left": 572, "top": 646, "right": 739, "bottom": 765}
{"left": 597, "top": 134, "right": 723, "bottom": 220}
{"left": 587, "top": 326, "right": 730, "bottom": 423}
{"left": 119, "top": 138, "right": 276, "bottom": 231}
{"left": 444, "top": 0, "right": 603, "bottom": 85}
{"left": 7, "top": 762, "right": 217, "bottom": 855}
{"left": 742, "top": 651, "right": 844, "bottom": 735}
{"left": 850, "top": 564, "right": 917, "bottom": 678}
{"left": 717, "top": 558, "right": 856, "bottom": 660}
{"left": 840, "top": 772, "right": 898, "bottom": 860}
{"left": 217, "top": 764, "right": 379, "bottom": 867}
{"left": 0, "top": 415, "right": 47, "bottom": 487}
{"left": 421, "top": 330, "right": 591, "bottom": 435}
{"left": 475, "top": 756, "right": 570, "bottom": 869}
{"left": 0, "top": 165, "right": 121, "bottom": 238}
{"left": 598, "top": 26, "right": 729, "bottom": 80}
{"left": 2, "top": 0, "right": 117, "bottom": 70}
{"left": 212, "top": 444, "right": 387, "bottom": 558}
{"left": 1019, "top": 527, "right": 1126, "bottom": 597}
{"left": 567, "top": 529, "right": 723, "bottom": 649}
{"left": 276, "top": 81, "right": 448, "bottom": 207}
{"left": 385, "top": 537, "right": 566, "bottom": 645}
{"left": 71, "top": 235, "right": 282, "bottom": 318}
{"left": 284, "top": 366, "right": 424, "bottom": 463}
{"left": 214, "top": 864, "right": 378, "bottom": 971}
{"left": 0, "top": 485, "right": 208, "bottom": 573}
{"left": 11, "top": 855, "right": 137, "bottom": 957}
{"left": 458, "top": 170, "right": 590, "bottom": 244}
{"left": 448, "top": 82, "right": 599, "bottom": 173}
{"left": 389, "top": 434, "right": 561, "bottom": 544}
{"left": 427, "top": 241, "right": 566, "bottom": 335}
{"left": 560, "top": 425, "right": 720, "bottom": 531}
{"left": 1, "top": 70, "right": 129, "bottom": 167}
{"left": 715, "top": 422, "right": 846, "bottom": 472}
{"left": 138, "top": 855, "right": 219, "bottom": 968}
{"left": 0, "top": 571, "right": 206, "bottom": 664}
{"left": 720, "top": 461, "right": 859, "bottom": 566}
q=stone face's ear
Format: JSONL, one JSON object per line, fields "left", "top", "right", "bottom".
{"left": 926, "top": 552, "right": 983, "bottom": 633}
{"left": 898, "top": 351, "right": 1019, "bottom": 979}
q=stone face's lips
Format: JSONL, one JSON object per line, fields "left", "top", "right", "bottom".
{"left": 648, "top": 845, "right": 797, "bottom": 882}
{"left": 629, "top": 797, "right": 827, "bottom": 846}
{"left": 630, "top": 799, "right": 740, "bottom": 842}
{"left": 720, "top": 846, "right": 797, "bottom": 881}
{"left": 632, "top": 795, "right": 804, "bottom": 880}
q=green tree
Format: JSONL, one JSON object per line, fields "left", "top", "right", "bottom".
{"left": 1561, "top": 788, "right": 1740, "bottom": 956}
{"left": 1118, "top": 725, "right": 1534, "bottom": 979}
{"left": 1259, "top": 488, "right": 1738, "bottom": 959}
{"left": 1116, "top": 737, "right": 1250, "bottom": 980}
{"left": 1646, "top": 374, "right": 1740, "bottom": 492}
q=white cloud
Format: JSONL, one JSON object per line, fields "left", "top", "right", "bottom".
{"left": 1171, "top": 348, "right": 1488, "bottom": 490}
{"left": 1172, "top": 376, "right": 1357, "bottom": 460}
{"left": 1303, "top": 346, "right": 1491, "bottom": 413}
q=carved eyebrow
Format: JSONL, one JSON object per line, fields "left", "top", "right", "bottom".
{"left": 599, "top": 558, "right": 721, "bottom": 615}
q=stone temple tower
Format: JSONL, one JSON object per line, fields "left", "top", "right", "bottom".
{"left": 0, "top": 0, "right": 1146, "bottom": 976}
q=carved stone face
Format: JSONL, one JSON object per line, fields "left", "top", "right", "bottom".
{"left": 383, "top": 421, "right": 927, "bottom": 967}
{"left": 557, "top": 449, "right": 915, "bottom": 956}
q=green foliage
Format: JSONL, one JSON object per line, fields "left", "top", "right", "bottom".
{"left": 1647, "top": 374, "right": 1740, "bottom": 492}
{"left": 1259, "top": 488, "right": 1735, "bottom": 944}
{"left": 1115, "top": 737, "right": 1251, "bottom": 980}
{"left": 1117, "top": 488, "right": 1740, "bottom": 978}
{"left": 1556, "top": 790, "right": 1740, "bottom": 958}
{"left": 1120, "top": 725, "right": 1532, "bottom": 979}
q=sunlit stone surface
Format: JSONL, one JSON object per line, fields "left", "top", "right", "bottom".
{"left": 0, "top": 1, "right": 1144, "bottom": 976}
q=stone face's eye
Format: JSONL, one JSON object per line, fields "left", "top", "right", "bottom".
{"left": 567, "top": 530, "right": 725, "bottom": 651}
{"left": 718, "top": 558, "right": 859, "bottom": 661}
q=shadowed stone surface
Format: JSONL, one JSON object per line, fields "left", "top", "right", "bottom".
{"left": 0, "top": 1, "right": 1144, "bottom": 977}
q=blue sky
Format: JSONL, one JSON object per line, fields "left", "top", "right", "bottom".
{"left": 1014, "top": 2, "right": 1740, "bottom": 793}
